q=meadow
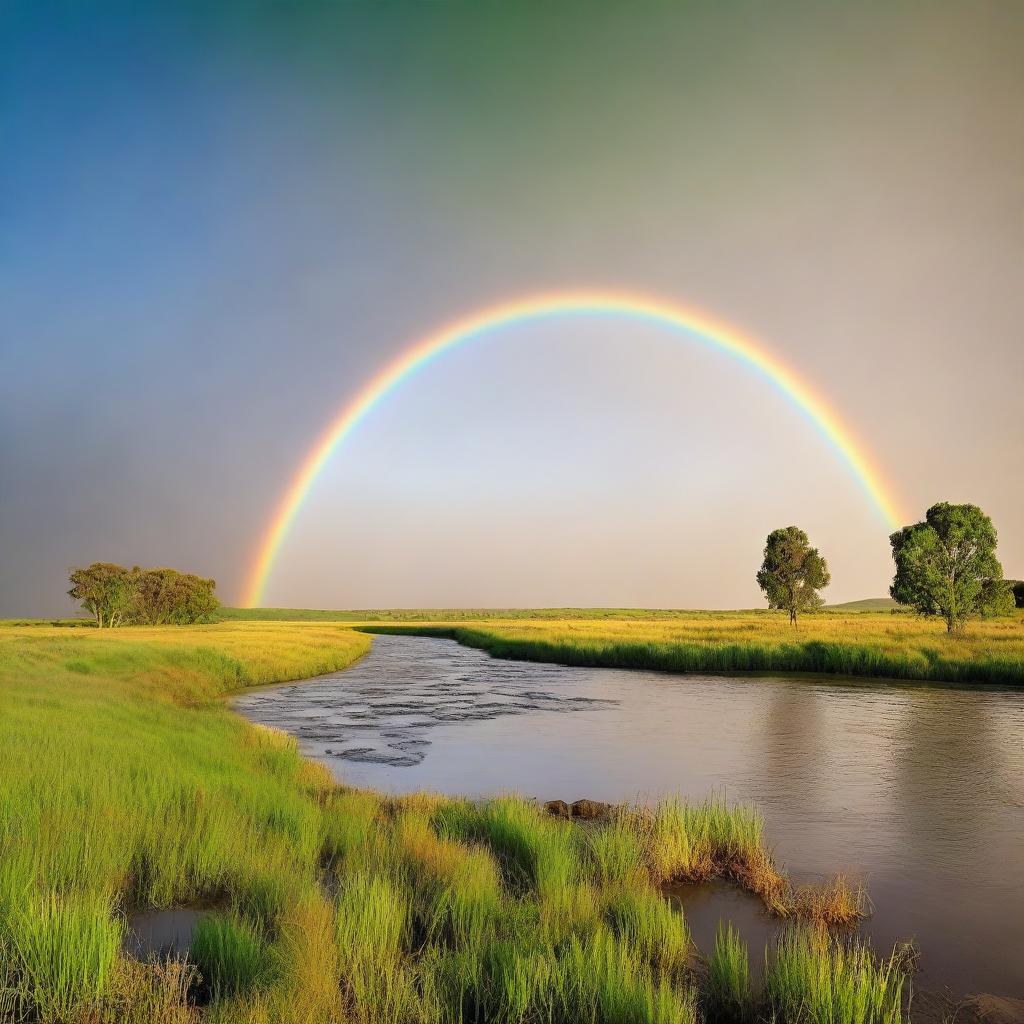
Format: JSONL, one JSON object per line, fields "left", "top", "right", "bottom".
{"left": 0, "top": 620, "right": 913, "bottom": 1024}
{"left": 361, "top": 611, "right": 1024, "bottom": 686}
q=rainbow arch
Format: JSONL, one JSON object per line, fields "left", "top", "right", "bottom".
{"left": 243, "top": 289, "right": 901, "bottom": 607}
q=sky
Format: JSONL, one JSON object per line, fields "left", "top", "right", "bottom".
{"left": 2, "top": 1, "right": 1022, "bottom": 616}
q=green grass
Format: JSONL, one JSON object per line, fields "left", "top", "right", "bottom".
{"left": 1, "top": 621, "right": 912, "bottom": 1022}
{"left": 219, "top": 607, "right": 793, "bottom": 622}
{"left": 705, "top": 923, "right": 752, "bottom": 1024}
{"left": 6, "top": 891, "right": 123, "bottom": 1022}
{"left": 363, "top": 608, "right": 1024, "bottom": 685}
{"left": 826, "top": 598, "right": 903, "bottom": 612}
{"left": 763, "top": 928, "right": 910, "bottom": 1024}
{"left": 699, "top": 925, "right": 910, "bottom": 1024}
{"left": 190, "top": 914, "right": 275, "bottom": 999}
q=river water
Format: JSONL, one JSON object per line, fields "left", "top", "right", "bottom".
{"left": 233, "top": 633, "right": 1024, "bottom": 997}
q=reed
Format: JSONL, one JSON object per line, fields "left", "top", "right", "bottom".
{"left": 396, "top": 810, "right": 503, "bottom": 949}
{"left": 554, "top": 928, "right": 697, "bottom": 1024}
{"left": 704, "top": 923, "right": 753, "bottom": 1024}
{"left": 6, "top": 890, "right": 123, "bottom": 1022}
{"left": 587, "top": 812, "right": 648, "bottom": 888}
{"left": 190, "top": 914, "right": 275, "bottom": 999}
{"left": 603, "top": 885, "right": 691, "bottom": 977}
{"left": 764, "top": 928, "right": 910, "bottom": 1024}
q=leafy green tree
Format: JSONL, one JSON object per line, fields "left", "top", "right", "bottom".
{"left": 67, "top": 562, "right": 134, "bottom": 628}
{"left": 130, "top": 567, "right": 219, "bottom": 625}
{"left": 890, "top": 502, "right": 1014, "bottom": 632}
{"left": 68, "top": 563, "right": 219, "bottom": 627}
{"left": 756, "top": 527, "right": 831, "bottom": 624}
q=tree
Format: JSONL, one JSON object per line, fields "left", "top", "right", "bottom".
{"left": 890, "top": 502, "right": 1014, "bottom": 633}
{"left": 130, "top": 567, "right": 219, "bottom": 625}
{"left": 756, "top": 526, "right": 831, "bottom": 624}
{"left": 67, "top": 562, "right": 134, "bottom": 628}
{"left": 68, "top": 563, "right": 219, "bottom": 627}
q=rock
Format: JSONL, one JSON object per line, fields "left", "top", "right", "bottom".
{"left": 543, "top": 800, "right": 571, "bottom": 819}
{"left": 571, "top": 799, "right": 610, "bottom": 821}
{"left": 960, "top": 996, "right": 1024, "bottom": 1024}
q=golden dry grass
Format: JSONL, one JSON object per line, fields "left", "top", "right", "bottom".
{"left": 364, "top": 610, "right": 1024, "bottom": 684}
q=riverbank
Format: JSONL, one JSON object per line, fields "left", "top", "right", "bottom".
{"left": 360, "top": 611, "right": 1024, "bottom": 685}
{"left": 1, "top": 621, "right": 912, "bottom": 1024}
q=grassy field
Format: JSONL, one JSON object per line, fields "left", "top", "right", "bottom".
{"left": 220, "top": 603, "right": 909, "bottom": 621}
{"left": 218, "top": 608, "right": 805, "bottom": 623}
{"left": 363, "top": 611, "right": 1024, "bottom": 686}
{"left": 0, "top": 621, "right": 912, "bottom": 1024}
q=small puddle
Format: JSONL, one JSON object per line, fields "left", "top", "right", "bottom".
{"left": 124, "top": 907, "right": 207, "bottom": 959}
{"left": 668, "top": 880, "right": 782, "bottom": 978}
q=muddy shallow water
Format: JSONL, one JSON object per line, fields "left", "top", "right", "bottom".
{"left": 234, "top": 633, "right": 1024, "bottom": 997}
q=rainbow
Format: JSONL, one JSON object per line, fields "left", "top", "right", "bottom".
{"left": 243, "top": 289, "right": 902, "bottom": 607}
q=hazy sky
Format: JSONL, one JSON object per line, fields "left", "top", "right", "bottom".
{"left": 3, "top": 1, "right": 1022, "bottom": 616}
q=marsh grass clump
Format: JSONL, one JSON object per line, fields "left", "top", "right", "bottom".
{"left": 699, "top": 925, "right": 910, "bottom": 1024}
{"left": 334, "top": 869, "right": 410, "bottom": 966}
{"left": 191, "top": 913, "right": 276, "bottom": 999}
{"left": 587, "top": 811, "right": 648, "bottom": 887}
{"left": 322, "top": 790, "right": 396, "bottom": 876}
{"left": 792, "top": 875, "right": 868, "bottom": 926}
{"left": 621, "top": 796, "right": 863, "bottom": 923}
{"left": 603, "top": 884, "right": 691, "bottom": 977}
{"left": 764, "top": 928, "right": 910, "bottom": 1024}
{"left": 555, "top": 927, "right": 697, "bottom": 1024}
{"left": 97, "top": 957, "right": 198, "bottom": 1024}
{"left": 473, "top": 796, "right": 555, "bottom": 887}
{"left": 704, "top": 923, "right": 753, "bottom": 1024}
{"left": 7, "top": 889, "right": 123, "bottom": 1022}
{"left": 639, "top": 797, "right": 768, "bottom": 882}
{"left": 425, "top": 937, "right": 550, "bottom": 1024}
{"left": 333, "top": 868, "right": 423, "bottom": 1022}
{"left": 396, "top": 809, "right": 503, "bottom": 949}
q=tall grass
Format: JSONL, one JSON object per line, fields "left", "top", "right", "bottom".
{"left": 555, "top": 928, "right": 697, "bottom": 1024}
{"left": 705, "top": 923, "right": 752, "bottom": 1024}
{"left": 764, "top": 928, "right": 910, "bottom": 1024}
{"left": 5, "top": 891, "right": 123, "bottom": 1021}
{"left": 1, "top": 621, "right": 911, "bottom": 1023}
{"left": 587, "top": 812, "right": 647, "bottom": 887}
{"left": 190, "top": 914, "right": 275, "bottom": 999}
{"left": 0, "top": 622, "right": 368, "bottom": 1021}
{"left": 603, "top": 885, "right": 691, "bottom": 977}
{"left": 365, "top": 609, "right": 1024, "bottom": 685}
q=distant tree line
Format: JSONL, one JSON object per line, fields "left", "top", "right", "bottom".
{"left": 68, "top": 563, "right": 219, "bottom": 628}
{"left": 758, "top": 501, "right": 1016, "bottom": 632}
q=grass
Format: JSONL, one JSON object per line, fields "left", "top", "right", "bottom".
{"left": 363, "top": 608, "right": 1024, "bottom": 685}
{"left": 700, "top": 925, "right": 910, "bottom": 1024}
{"left": 190, "top": 914, "right": 275, "bottom": 999}
{"left": 763, "top": 928, "right": 911, "bottom": 1024}
{"left": 705, "top": 924, "right": 752, "bottom": 1024}
{"left": 1, "top": 620, "right": 912, "bottom": 1022}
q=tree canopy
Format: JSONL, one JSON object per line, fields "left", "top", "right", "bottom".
{"left": 890, "top": 502, "right": 1014, "bottom": 632}
{"left": 756, "top": 526, "right": 831, "bottom": 624}
{"left": 68, "top": 563, "right": 219, "bottom": 627}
